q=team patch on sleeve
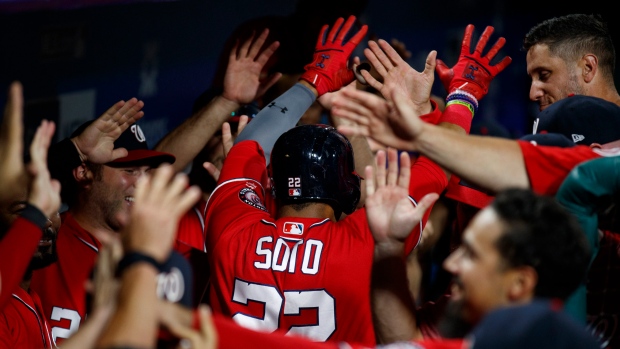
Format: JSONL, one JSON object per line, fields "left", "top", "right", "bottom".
{"left": 238, "top": 187, "right": 268, "bottom": 211}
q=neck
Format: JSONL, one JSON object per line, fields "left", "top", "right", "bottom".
{"left": 277, "top": 202, "right": 336, "bottom": 221}
{"left": 70, "top": 207, "right": 115, "bottom": 243}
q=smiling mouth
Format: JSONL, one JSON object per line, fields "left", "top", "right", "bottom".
{"left": 38, "top": 239, "right": 52, "bottom": 247}
{"left": 125, "top": 196, "right": 135, "bottom": 204}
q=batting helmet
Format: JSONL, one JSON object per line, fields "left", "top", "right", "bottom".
{"left": 270, "top": 124, "right": 361, "bottom": 216}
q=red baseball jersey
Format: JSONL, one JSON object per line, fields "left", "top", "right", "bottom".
{"left": 30, "top": 211, "right": 100, "bottom": 345}
{"left": 517, "top": 141, "right": 620, "bottom": 195}
{"left": 0, "top": 217, "right": 43, "bottom": 310}
{"left": 204, "top": 141, "right": 448, "bottom": 346}
{"left": 0, "top": 287, "right": 53, "bottom": 349}
{"left": 175, "top": 200, "right": 211, "bottom": 306}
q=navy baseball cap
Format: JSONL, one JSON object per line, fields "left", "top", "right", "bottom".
{"left": 519, "top": 133, "right": 576, "bottom": 148}
{"left": 534, "top": 95, "right": 620, "bottom": 145}
{"left": 71, "top": 120, "right": 175, "bottom": 167}
{"left": 468, "top": 299, "right": 600, "bottom": 349}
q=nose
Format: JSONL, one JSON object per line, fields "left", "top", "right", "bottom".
{"left": 443, "top": 249, "right": 460, "bottom": 273}
{"left": 529, "top": 81, "right": 543, "bottom": 102}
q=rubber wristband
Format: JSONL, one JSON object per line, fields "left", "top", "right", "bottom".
{"left": 115, "top": 251, "right": 162, "bottom": 278}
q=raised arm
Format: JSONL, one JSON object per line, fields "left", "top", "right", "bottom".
{"left": 365, "top": 148, "right": 438, "bottom": 343}
{"left": 0, "top": 82, "right": 61, "bottom": 309}
{"left": 155, "top": 28, "right": 281, "bottom": 172}
{"left": 235, "top": 15, "right": 368, "bottom": 162}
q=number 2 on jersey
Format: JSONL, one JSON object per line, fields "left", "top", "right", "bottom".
{"left": 231, "top": 278, "right": 336, "bottom": 341}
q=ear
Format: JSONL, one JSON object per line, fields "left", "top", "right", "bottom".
{"left": 581, "top": 54, "right": 598, "bottom": 83}
{"left": 589, "top": 142, "right": 603, "bottom": 149}
{"left": 73, "top": 163, "right": 94, "bottom": 187}
{"left": 507, "top": 266, "right": 538, "bottom": 301}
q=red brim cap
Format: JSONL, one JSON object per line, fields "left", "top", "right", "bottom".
{"left": 108, "top": 149, "right": 176, "bottom": 167}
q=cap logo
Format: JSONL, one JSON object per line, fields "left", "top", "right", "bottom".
{"left": 283, "top": 222, "right": 303, "bottom": 235}
{"left": 288, "top": 177, "right": 301, "bottom": 197}
{"left": 572, "top": 134, "right": 585, "bottom": 143}
{"left": 131, "top": 124, "right": 146, "bottom": 143}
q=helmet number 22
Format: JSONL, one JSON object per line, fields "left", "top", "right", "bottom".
{"left": 288, "top": 177, "right": 301, "bottom": 187}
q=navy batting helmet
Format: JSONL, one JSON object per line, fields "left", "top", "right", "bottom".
{"left": 270, "top": 124, "right": 361, "bottom": 216}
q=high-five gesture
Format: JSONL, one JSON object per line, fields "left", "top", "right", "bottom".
{"left": 120, "top": 164, "right": 201, "bottom": 262}
{"left": 300, "top": 15, "right": 368, "bottom": 96}
{"left": 365, "top": 148, "right": 438, "bottom": 245}
{"left": 0, "top": 82, "right": 28, "bottom": 205}
{"left": 436, "top": 24, "right": 512, "bottom": 101}
{"left": 71, "top": 98, "right": 145, "bottom": 164}
{"left": 27, "top": 120, "right": 61, "bottom": 218}
{"left": 222, "top": 28, "right": 282, "bottom": 105}
{"left": 362, "top": 39, "right": 436, "bottom": 114}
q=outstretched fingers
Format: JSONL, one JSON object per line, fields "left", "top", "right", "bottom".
{"left": 474, "top": 26, "right": 494, "bottom": 54}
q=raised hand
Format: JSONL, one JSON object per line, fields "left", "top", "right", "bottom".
{"left": 165, "top": 305, "right": 218, "bottom": 349}
{"left": 363, "top": 39, "right": 436, "bottom": 113}
{"left": 71, "top": 98, "right": 145, "bottom": 164}
{"left": 365, "top": 148, "right": 438, "bottom": 244}
{"left": 332, "top": 87, "right": 425, "bottom": 151}
{"left": 0, "top": 82, "right": 28, "bottom": 205}
{"left": 120, "top": 164, "right": 201, "bottom": 262}
{"left": 202, "top": 114, "right": 249, "bottom": 183}
{"left": 435, "top": 24, "right": 512, "bottom": 101}
{"left": 222, "top": 28, "right": 282, "bottom": 105}
{"left": 300, "top": 15, "right": 368, "bottom": 96}
{"left": 27, "top": 119, "right": 61, "bottom": 218}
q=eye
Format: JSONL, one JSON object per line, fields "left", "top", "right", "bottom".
{"left": 538, "top": 71, "right": 550, "bottom": 82}
{"left": 123, "top": 169, "right": 139, "bottom": 176}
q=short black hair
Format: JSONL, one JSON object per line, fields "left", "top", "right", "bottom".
{"left": 491, "top": 188, "right": 591, "bottom": 301}
{"left": 523, "top": 14, "right": 616, "bottom": 86}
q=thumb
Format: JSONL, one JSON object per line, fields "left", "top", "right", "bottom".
{"left": 110, "top": 148, "right": 129, "bottom": 162}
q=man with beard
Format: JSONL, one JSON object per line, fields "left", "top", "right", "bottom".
{"left": 29, "top": 100, "right": 192, "bottom": 345}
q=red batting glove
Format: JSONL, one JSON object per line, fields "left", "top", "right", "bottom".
{"left": 435, "top": 24, "right": 512, "bottom": 100}
{"left": 300, "top": 15, "right": 368, "bottom": 96}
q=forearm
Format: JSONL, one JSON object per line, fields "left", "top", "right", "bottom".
{"left": 61, "top": 306, "right": 113, "bottom": 349}
{"left": 235, "top": 82, "right": 317, "bottom": 163}
{"left": 350, "top": 135, "right": 375, "bottom": 208}
{"left": 96, "top": 263, "right": 159, "bottom": 349}
{"left": 371, "top": 242, "right": 421, "bottom": 344}
{"left": 416, "top": 124, "right": 529, "bottom": 193}
{"left": 155, "top": 95, "right": 240, "bottom": 172}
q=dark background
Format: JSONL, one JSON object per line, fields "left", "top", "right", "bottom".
{"left": 0, "top": 0, "right": 618, "bottom": 146}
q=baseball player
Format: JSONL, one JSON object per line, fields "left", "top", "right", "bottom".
{"left": 203, "top": 16, "right": 510, "bottom": 346}
{"left": 30, "top": 106, "right": 196, "bottom": 345}
{"left": 0, "top": 84, "right": 60, "bottom": 349}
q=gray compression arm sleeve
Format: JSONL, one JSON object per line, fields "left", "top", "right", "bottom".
{"left": 234, "top": 83, "right": 317, "bottom": 164}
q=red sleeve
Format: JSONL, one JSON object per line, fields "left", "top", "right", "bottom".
{"left": 205, "top": 140, "right": 272, "bottom": 248}
{"left": 0, "top": 218, "right": 42, "bottom": 310}
{"left": 437, "top": 103, "right": 472, "bottom": 133}
{"left": 518, "top": 141, "right": 602, "bottom": 195}
{"left": 403, "top": 156, "right": 450, "bottom": 255}
{"left": 218, "top": 140, "right": 269, "bottom": 185}
{"left": 420, "top": 99, "right": 443, "bottom": 125}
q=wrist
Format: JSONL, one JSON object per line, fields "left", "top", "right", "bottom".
{"left": 215, "top": 94, "right": 242, "bottom": 110}
{"left": 115, "top": 251, "right": 163, "bottom": 278}
{"left": 297, "top": 78, "right": 319, "bottom": 97}
{"left": 374, "top": 239, "right": 406, "bottom": 259}
{"left": 70, "top": 137, "right": 88, "bottom": 163}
